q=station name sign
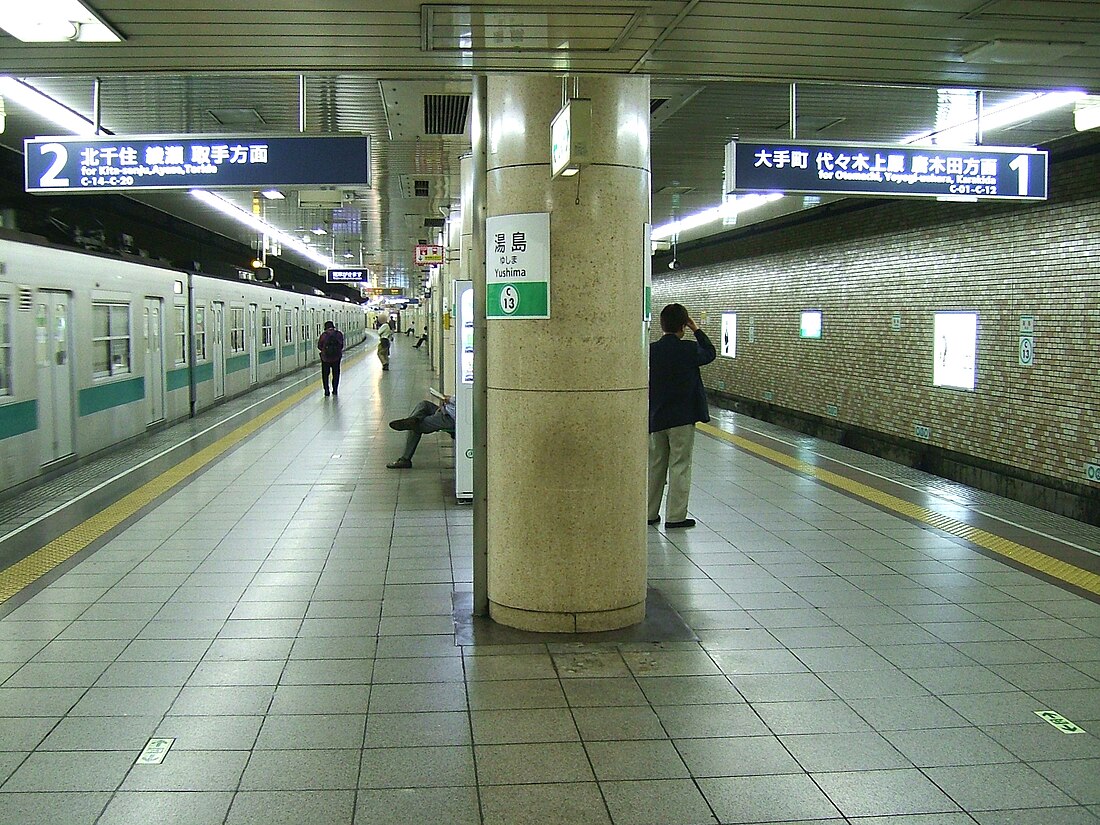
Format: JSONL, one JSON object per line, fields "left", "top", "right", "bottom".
{"left": 326, "top": 268, "right": 370, "bottom": 283}
{"left": 725, "top": 140, "right": 1048, "bottom": 201}
{"left": 25, "top": 134, "right": 371, "bottom": 193}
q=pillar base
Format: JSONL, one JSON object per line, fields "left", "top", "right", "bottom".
{"left": 490, "top": 599, "right": 645, "bottom": 633}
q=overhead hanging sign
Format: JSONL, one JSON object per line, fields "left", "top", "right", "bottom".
{"left": 725, "top": 140, "right": 1048, "bottom": 201}
{"left": 24, "top": 134, "right": 371, "bottom": 193}
{"left": 326, "top": 268, "right": 370, "bottom": 283}
{"left": 486, "top": 212, "right": 550, "bottom": 319}
{"left": 414, "top": 244, "right": 444, "bottom": 265}
{"left": 363, "top": 287, "right": 404, "bottom": 296}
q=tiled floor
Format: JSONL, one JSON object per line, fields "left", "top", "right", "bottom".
{"left": 1, "top": 336, "right": 1099, "bottom": 824}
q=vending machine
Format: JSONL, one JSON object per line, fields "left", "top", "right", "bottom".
{"left": 454, "top": 280, "right": 474, "bottom": 501}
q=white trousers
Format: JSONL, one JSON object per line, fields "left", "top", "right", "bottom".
{"left": 648, "top": 424, "right": 696, "bottom": 523}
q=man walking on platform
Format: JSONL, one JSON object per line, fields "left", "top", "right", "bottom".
{"left": 648, "top": 303, "right": 716, "bottom": 529}
{"left": 317, "top": 320, "right": 345, "bottom": 396}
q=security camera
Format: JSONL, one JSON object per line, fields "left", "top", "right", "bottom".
{"left": 668, "top": 259, "right": 681, "bottom": 270}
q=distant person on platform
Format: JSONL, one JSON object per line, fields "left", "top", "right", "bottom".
{"left": 648, "top": 303, "right": 716, "bottom": 529}
{"left": 386, "top": 395, "right": 456, "bottom": 469}
{"left": 377, "top": 319, "right": 392, "bottom": 371}
{"left": 316, "top": 320, "right": 345, "bottom": 397}
{"left": 414, "top": 327, "right": 429, "bottom": 349}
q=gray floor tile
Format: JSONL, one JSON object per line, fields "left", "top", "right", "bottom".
{"left": 585, "top": 739, "right": 690, "bottom": 781}
{"left": 655, "top": 703, "right": 772, "bottom": 739}
{"left": 780, "top": 731, "right": 911, "bottom": 772}
{"left": 121, "top": 749, "right": 249, "bottom": 791}
{"left": 93, "top": 660, "right": 197, "bottom": 688}
{"left": 1032, "top": 759, "right": 1100, "bottom": 805}
{"left": 674, "top": 734, "right": 805, "bottom": 777}
{"left": 0, "top": 791, "right": 111, "bottom": 825}
{"left": 3, "top": 750, "right": 134, "bottom": 791}
{"left": 38, "top": 715, "right": 160, "bottom": 751}
{"left": 239, "top": 748, "right": 359, "bottom": 790}
{"left": 846, "top": 696, "right": 971, "bottom": 730}
{"left": 882, "top": 727, "right": 1018, "bottom": 767}
{"left": 169, "top": 685, "right": 276, "bottom": 716}
{"left": 699, "top": 774, "right": 843, "bottom": 823}
{"left": 476, "top": 741, "right": 594, "bottom": 784}
{"left": 364, "top": 711, "right": 472, "bottom": 748}
{"left": 602, "top": 777, "right": 717, "bottom": 824}
{"left": 637, "top": 674, "right": 745, "bottom": 705}
{"left": 369, "top": 681, "right": 466, "bottom": 713}
{"left": 552, "top": 650, "right": 632, "bottom": 678}
{"left": 464, "top": 652, "right": 558, "bottom": 681}
{"left": 256, "top": 714, "right": 366, "bottom": 750}
{"left": 732, "top": 672, "right": 838, "bottom": 702}
{"left": 972, "top": 807, "right": 1100, "bottom": 825}
{"left": 371, "top": 655, "right": 463, "bottom": 683}
{"left": 924, "top": 763, "right": 1078, "bottom": 810}
{"left": 0, "top": 752, "right": 25, "bottom": 785}
{"left": 472, "top": 707, "right": 580, "bottom": 744}
{"left": 0, "top": 717, "right": 59, "bottom": 751}
{"left": 153, "top": 715, "right": 263, "bottom": 751}
{"left": 187, "top": 660, "right": 285, "bottom": 686}
{"left": 69, "top": 686, "right": 181, "bottom": 717}
{"left": 982, "top": 723, "right": 1100, "bottom": 761}
{"left": 2, "top": 661, "right": 109, "bottom": 689}
{"left": 226, "top": 790, "right": 355, "bottom": 825}
{"left": 356, "top": 786, "right": 481, "bottom": 825}
{"left": 755, "top": 700, "right": 874, "bottom": 735}
{"left": 812, "top": 768, "right": 962, "bottom": 817}
{"left": 0, "top": 687, "right": 85, "bottom": 716}
{"left": 467, "top": 678, "right": 569, "bottom": 710}
{"left": 267, "top": 683, "right": 370, "bottom": 714}
{"left": 277, "top": 658, "right": 373, "bottom": 685}
{"left": 571, "top": 705, "right": 667, "bottom": 741}
{"left": 360, "top": 745, "right": 475, "bottom": 788}
{"left": 97, "top": 790, "right": 234, "bottom": 825}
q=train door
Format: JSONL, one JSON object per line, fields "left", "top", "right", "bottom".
{"left": 143, "top": 297, "right": 165, "bottom": 425}
{"left": 34, "top": 291, "right": 74, "bottom": 465}
{"left": 211, "top": 301, "right": 225, "bottom": 399}
{"left": 247, "top": 303, "right": 258, "bottom": 384}
{"left": 291, "top": 307, "right": 300, "bottom": 368}
{"left": 274, "top": 305, "right": 283, "bottom": 373}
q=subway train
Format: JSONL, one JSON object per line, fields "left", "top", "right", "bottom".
{"left": 0, "top": 233, "right": 366, "bottom": 495}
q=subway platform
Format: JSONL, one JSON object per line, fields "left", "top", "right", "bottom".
{"left": 1, "top": 334, "right": 1098, "bottom": 825}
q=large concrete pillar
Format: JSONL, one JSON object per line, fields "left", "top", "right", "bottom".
{"left": 486, "top": 74, "right": 650, "bottom": 632}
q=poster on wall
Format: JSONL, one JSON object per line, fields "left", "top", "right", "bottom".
{"left": 933, "top": 311, "right": 978, "bottom": 390}
{"left": 800, "top": 310, "right": 822, "bottom": 339}
{"left": 721, "top": 312, "right": 737, "bottom": 357}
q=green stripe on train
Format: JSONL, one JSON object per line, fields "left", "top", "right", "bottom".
{"left": 259, "top": 349, "right": 277, "bottom": 365}
{"left": 78, "top": 377, "right": 145, "bottom": 416}
{"left": 166, "top": 366, "right": 190, "bottom": 392}
{"left": 282, "top": 344, "right": 297, "bottom": 358}
{"left": 0, "top": 399, "right": 37, "bottom": 440}
{"left": 226, "top": 354, "right": 250, "bottom": 374}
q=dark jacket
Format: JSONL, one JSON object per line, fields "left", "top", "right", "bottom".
{"left": 317, "top": 328, "right": 345, "bottom": 364}
{"left": 649, "top": 329, "right": 717, "bottom": 433}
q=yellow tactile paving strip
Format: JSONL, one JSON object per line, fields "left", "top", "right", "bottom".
{"left": 0, "top": 362, "right": 349, "bottom": 605}
{"left": 698, "top": 422, "right": 1100, "bottom": 598}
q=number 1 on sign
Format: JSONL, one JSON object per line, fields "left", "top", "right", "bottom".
{"left": 500, "top": 285, "right": 519, "bottom": 314}
{"left": 1009, "top": 154, "right": 1030, "bottom": 197}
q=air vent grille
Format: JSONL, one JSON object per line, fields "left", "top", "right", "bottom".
{"left": 424, "top": 94, "right": 470, "bottom": 135}
{"left": 414, "top": 180, "right": 430, "bottom": 197}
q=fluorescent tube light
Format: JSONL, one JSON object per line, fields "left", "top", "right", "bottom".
{"left": 1074, "top": 97, "right": 1100, "bottom": 132}
{"left": 0, "top": 76, "right": 98, "bottom": 134}
{"left": 0, "top": 1, "right": 123, "bottom": 42}
{"left": 260, "top": 189, "right": 284, "bottom": 200}
{"left": 652, "top": 193, "right": 784, "bottom": 240}
{"left": 905, "top": 90, "right": 1087, "bottom": 145}
{"left": 190, "top": 189, "right": 334, "bottom": 269}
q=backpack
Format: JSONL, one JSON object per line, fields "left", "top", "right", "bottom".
{"left": 323, "top": 332, "right": 342, "bottom": 360}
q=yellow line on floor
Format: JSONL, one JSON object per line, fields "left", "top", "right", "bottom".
{"left": 0, "top": 377, "right": 327, "bottom": 605}
{"left": 697, "top": 422, "right": 1100, "bottom": 597}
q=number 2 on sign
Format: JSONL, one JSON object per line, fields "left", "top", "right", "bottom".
{"left": 500, "top": 285, "right": 519, "bottom": 314}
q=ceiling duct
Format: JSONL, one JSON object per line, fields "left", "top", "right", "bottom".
{"left": 424, "top": 94, "right": 470, "bottom": 135}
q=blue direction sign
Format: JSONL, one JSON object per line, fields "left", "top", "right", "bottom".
{"left": 326, "top": 268, "right": 370, "bottom": 284}
{"left": 25, "top": 134, "right": 370, "bottom": 193}
{"left": 725, "top": 140, "right": 1048, "bottom": 201}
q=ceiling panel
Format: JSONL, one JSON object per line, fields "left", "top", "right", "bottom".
{"left": 0, "top": 1, "right": 1096, "bottom": 288}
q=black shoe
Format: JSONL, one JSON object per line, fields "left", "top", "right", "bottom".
{"left": 389, "top": 417, "right": 419, "bottom": 432}
{"left": 382, "top": 365, "right": 389, "bottom": 371}
{"left": 332, "top": 390, "right": 338, "bottom": 396}
{"left": 665, "top": 519, "right": 696, "bottom": 529}
{"left": 386, "top": 458, "right": 412, "bottom": 469}
{"left": 647, "top": 516, "right": 660, "bottom": 525}
{"left": 324, "top": 390, "right": 330, "bottom": 396}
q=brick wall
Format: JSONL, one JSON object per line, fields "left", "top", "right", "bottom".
{"left": 652, "top": 143, "right": 1099, "bottom": 504}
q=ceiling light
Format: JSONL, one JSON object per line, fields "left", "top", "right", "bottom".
{"left": 0, "top": 76, "right": 98, "bottom": 134}
{"left": 311, "top": 226, "right": 328, "bottom": 235}
{"left": 905, "top": 90, "right": 1087, "bottom": 145}
{"left": 1074, "top": 97, "right": 1100, "bottom": 132}
{"left": 0, "top": 1, "right": 123, "bottom": 43}
{"left": 190, "top": 189, "right": 333, "bottom": 270}
{"left": 260, "top": 189, "right": 284, "bottom": 200}
{"left": 652, "top": 193, "right": 784, "bottom": 240}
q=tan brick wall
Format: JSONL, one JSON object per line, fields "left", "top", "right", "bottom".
{"left": 652, "top": 148, "right": 1099, "bottom": 489}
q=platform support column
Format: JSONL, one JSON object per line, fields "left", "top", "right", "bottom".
{"left": 486, "top": 74, "right": 650, "bottom": 632}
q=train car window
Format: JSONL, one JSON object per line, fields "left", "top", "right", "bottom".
{"left": 194, "top": 306, "right": 207, "bottom": 361}
{"left": 261, "top": 308, "right": 274, "bottom": 348}
{"left": 284, "top": 311, "right": 293, "bottom": 345}
{"left": 174, "top": 306, "right": 187, "bottom": 364}
{"left": 92, "top": 301, "right": 132, "bottom": 378}
{"left": 0, "top": 296, "right": 10, "bottom": 395}
{"left": 229, "top": 307, "right": 245, "bottom": 353}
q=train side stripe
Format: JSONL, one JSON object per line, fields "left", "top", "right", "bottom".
{"left": 697, "top": 422, "right": 1100, "bottom": 598}
{"left": 0, "top": 400, "right": 37, "bottom": 440}
{"left": 78, "top": 377, "right": 145, "bottom": 416}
